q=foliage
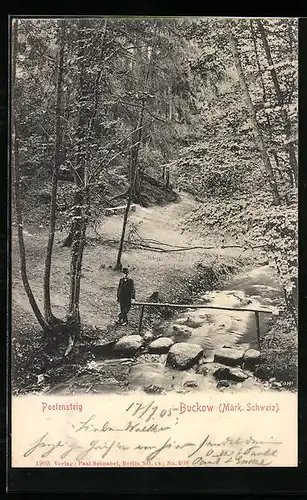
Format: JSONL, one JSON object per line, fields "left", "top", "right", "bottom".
{"left": 170, "top": 138, "right": 258, "bottom": 199}
{"left": 13, "top": 17, "right": 298, "bottom": 344}
{"left": 14, "top": 18, "right": 201, "bottom": 218}
{"left": 258, "top": 308, "right": 297, "bottom": 386}
{"left": 172, "top": 18, "right": 298, "bottom": 323}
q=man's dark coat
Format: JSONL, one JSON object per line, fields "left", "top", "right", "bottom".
{"left": 117, "top": 277, "right": 135, "bottom": 306}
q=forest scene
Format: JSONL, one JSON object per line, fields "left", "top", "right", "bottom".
{"left": 11, "top": 17, "right": 298, "bottom": 396}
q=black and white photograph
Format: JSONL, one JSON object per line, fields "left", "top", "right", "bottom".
{"left": 10, "top": 16, "right": 298, "bottom": 469}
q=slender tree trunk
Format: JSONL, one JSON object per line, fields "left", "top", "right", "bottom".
{"left": 11, "top": 19, "right": 49, "bottom": 331}
{"left": 44, "top": 20, "right": 66, "bottom": 324}
{"left": 115, "top": 98, "right": 146, "bottom": 270}
{"left": 67, "top": 20, "right": 89, "bottom": 328}
{"left": 250, "top": 19, "right": 274, "bottom": 136}
{"left": 228, "top": 23, "right": 281, "bottom": 205}
{"left": 61, "top": 20, "right": 108, "bottom": 248}
{"left": 115, "top": 180, "right": 133, "bottom": 271}
{"left": 257, "top": 20, "right": 298, "bottom": 186}
{"left": 250, "top": 20, "right": 267, "bottom": 102}
{"left": 130, "top": 100, "right": 146, "bottom": 201}
{"left": 115, "top": 34, "right": 156, "bottom": 270}
{"left": 165, "top": 167, "right": 170, "bottom": 188}
{"left": 250, "top": 21, "right": 294, "bottom": 193}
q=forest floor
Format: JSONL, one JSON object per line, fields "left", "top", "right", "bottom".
{"left": 12, "top": 192, "right": 254, "bottom": 332}
{"left": 11, "top": 192, "right": 295, "bottom": 394}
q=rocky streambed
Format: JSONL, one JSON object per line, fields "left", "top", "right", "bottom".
{"left": 45, "top": 265, "right": 286, "bottom": 396}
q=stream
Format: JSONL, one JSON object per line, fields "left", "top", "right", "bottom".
{"left": 166, "top": 265, "right": 280, "bottom": 358}
{"left": 47, "top": 265, "right": 282, "bottom": 395}
{"left": 128, "top": 264, "right": 281, "bottom": 394}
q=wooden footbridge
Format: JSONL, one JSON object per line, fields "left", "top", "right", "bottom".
{"left": 132, "top": 301, "right": 275, "bottom": 350}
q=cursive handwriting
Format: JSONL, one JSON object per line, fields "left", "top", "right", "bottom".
{"left": 23, "top": 430, "right": 282, "bottom": 466}
{"left": 72, "top": 414, "right": 170, "bottom": 433}
{"left": 23, "top": 433, "right": 129, "bottom": 461}
{"left": 22, "top": 404, "right": 283, "bottom": 467}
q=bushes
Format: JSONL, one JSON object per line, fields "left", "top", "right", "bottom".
{"left": 170, "top": 139, "right": 262, "bottom": 200}
{"left": 256, "top": 309, "right": 297, "bottom": 388}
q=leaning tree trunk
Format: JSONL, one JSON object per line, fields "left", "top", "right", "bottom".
{"left": 115, "top": 165, "right": 133, "bottom": 271}
{"left": 11, "top": 19, "right": 49, "bottom": 331}
{"left": 227, "top": 23, "right": 281, "bottom": 206}
{"left": 115, "top": 35, "right": 156, "bottom": 270}
{"left": 43, "top": 20, "right": 66, "bottom": 325}
{"left": 115, "top": 97, "right": 146, "bottom": 270}
{"left": 257, "top": 20, "right": 298, "bottom": 186}
{"left": 250, "top": 21, "right": 294, "bottom": 191}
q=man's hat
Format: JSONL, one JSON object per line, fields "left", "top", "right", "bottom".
{"left": 122, "top": 267, "right": 129, "bottom": 274}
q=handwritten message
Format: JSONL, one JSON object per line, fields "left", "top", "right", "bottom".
{"left": 12, "top": 392, "right": 297, "bottom": 467}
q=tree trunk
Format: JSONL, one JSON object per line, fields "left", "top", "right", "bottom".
{"left": 61, "top": 20, "right": 108, "bottom": 249}
{"left": 67, "top": 20, "right": 89, "bottom": 329}
{"left": 228, "top": 23, "right": 281, "bottom": 205}
{"left": 115, "top": 100, "right": 146, "bottom": 270}
{"left": 165, "top": 167, "right": 170, "bottom": 188}
{"left": 12, "top": 19, "right": 49, "bottom": 331}
{"left": 250, "top": 21, "right": 294, "bottom": 193}
{"left": 130, "top": 106, "right": 145, "bottom": 202}
{"left": 250, "top": 20, "right": 267, "bottom": 102}
{"left": 44, "top": 20, "right": 66, "bottom": 324}
{"left": 257, "top": 19, "right": 298, "bottom": 186}
{"left": 115, "top": 190, "right": 132, "bottom": 271}
{"left": 115, "top": 34, "right": 156, "bottom": 270}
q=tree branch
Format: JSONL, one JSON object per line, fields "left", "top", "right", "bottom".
{"left": 128, "top": 242, "right": 267, "bottom": 253}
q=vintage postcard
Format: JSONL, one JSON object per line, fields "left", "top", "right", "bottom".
{"left": 10, "top": 16, "right": 298, "bottom": 469}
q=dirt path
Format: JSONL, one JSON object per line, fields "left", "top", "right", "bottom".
{"left": 12, "top": 193, "right": 259, "bottom": 335}
{"left": 99, "top": 192, "right": 200, "bottom": 247}
{"left": 99, "top": 193, "right": 252, "bottom": 258}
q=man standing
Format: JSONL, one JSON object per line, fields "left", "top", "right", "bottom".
{"left": 117, "top": 267, "right": 136, "bottom": 326}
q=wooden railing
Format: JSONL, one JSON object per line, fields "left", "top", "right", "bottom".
{"left": 132, "top": 301, "right": 275, "bottom": 350}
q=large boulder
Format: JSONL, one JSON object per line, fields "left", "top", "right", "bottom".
{"left": 214, "top": 347, "right": 244, "bottom": 367}
{"left": 213, "top": 366, "right": 249, "bottom": 382}
{"left": 166, "top": 343, "right": 204, "bottom": 370}
{"left": 113, "top": 335, "right": 144, "bottom": 355}
{"left": 148, "top": 337, "right": 174, "bottom": 354}
{"left": 242, "top": 349, "right": 262, "bottom": 370}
